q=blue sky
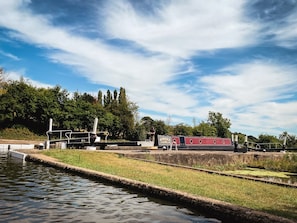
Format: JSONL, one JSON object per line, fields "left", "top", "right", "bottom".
{"left": 1, "top": 0, "right": 297, "bottom": 137}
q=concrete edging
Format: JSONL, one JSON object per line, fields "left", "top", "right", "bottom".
{"left": 25, "top": 153, "right": 295, "bottom": 223}
{"left": 9, "top": 150, "right": 27, "bottom": 161}
{"left": 0, "top": 144, "right": 35, "bottom": 152}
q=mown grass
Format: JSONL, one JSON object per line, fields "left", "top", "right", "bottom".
{"left": 42, "top": 149, "right": 297, "bottom": 220}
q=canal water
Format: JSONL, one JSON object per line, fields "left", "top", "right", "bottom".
{"left": 0, "top": 153, "right": 221, "bottom": 223}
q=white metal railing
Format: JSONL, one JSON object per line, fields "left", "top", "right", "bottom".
{"left": 45, "top": 118, "right": 108, "bottom": 147}
{"left": 46, "top": 129, "right": 72, "bottom": 142}
{"left": 248, "top": 142, "right": 284, "bottom": 150}
{"left": 65, "top": 131, "right": 92, "bottom": 144}
{"left": 170, "top": 141, "right": 178, "bottom": 150}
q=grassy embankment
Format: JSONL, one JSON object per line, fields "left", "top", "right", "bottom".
{"left": 42, "top": 149, "right": 297, "bottom": 221}
{"left": 0, "top": 128, "right": 46, "bottom": 141}
{"left": 248, "top": 153, "right": 297, "bottom": 172}
{"left": 193, "top": 153, "right": 297, "bottom": 172}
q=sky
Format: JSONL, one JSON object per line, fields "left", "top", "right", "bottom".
{"left": 1, "top": 0, "right": 297, "bottom": 137}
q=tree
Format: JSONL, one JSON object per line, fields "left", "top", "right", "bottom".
{"left": 0, "top": 80, "right": 39, "bottom": 131}
{"left": 117, "top": 87, "right": 134, "bottom": 139}
{"left": 97, "top": 90, "right": 103, "bottom": 106}
{"left": 80, "top": 93, "right": 96, "bottom": 104}
{"left": 138, "top": 116, "right": 155, "bottom": 140}
{"left": 279, "top": 132, "right": 297, "bottom": 148}
{"left": 194, "top": 121, "right": 217, "bottom": 136}
{"left": 95, "top": 87, "right": 137, "bottom": 139}
{"left": 140, "top": 116, "right": 154, "bottom": 131}
{"left": 0, "top": 78, "right": 140, "bottom": 138}
{"left": 98, "top": 112, "right": 115, "bottom": 131}
{"left": 128, "top": 101, "right": 139, "bottom": 125}
{"left": 233, "top": 132, "right": 248, "bottom": 144}
{"left": 118, "top": 87, "right": 127, "bottom": 106}
{"left": 129, "top": 118, "right": 168, "bottom": 141}
{"left": 285, "top": 134, "right": 297, "bottom": 148}
{"left": 173, "top": 123, "right": 193, "bottom": 136}
{"left": 109, "top": 114, "right": 121, "bottom": 138}
{"left": 35, "top": 86, "right": 68, "bottom": 132}
{"left": 207, "top": 111, "right": 231, "bottom": 138}
{"left": 49, "top": 86, "right": 70, "bottom": 129}
{"left": 127, "top": 122, "right": 146, "bottom": 141}
{"left": 154, "top": 120, "right": 168, "bottom": 135}
{"left": 113, "top": 89, "right": 118, "bottom": 101}
{"left": 258, "top": 134, "right": 279, "bottom": 143}
{"left": 104, "top": 90, "right": 112, "bottom": 108}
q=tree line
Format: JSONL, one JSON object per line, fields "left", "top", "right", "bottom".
{"left": 0, "top": 77, "right": 232, "bottom": 140}
{"left": 0, "top": 69, "right": 296, "bottom": 147}
{"left": 0, "top": 79, "right": 136, "bottom": 139}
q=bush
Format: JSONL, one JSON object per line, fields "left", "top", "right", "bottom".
{"left": 0, "top": 127, "right": 46, "bottom": 140}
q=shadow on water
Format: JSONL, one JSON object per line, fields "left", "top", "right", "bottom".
{"left": 0, "top": 153, "right": 221, "bottom": 223}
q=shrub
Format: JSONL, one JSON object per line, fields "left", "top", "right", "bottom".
{"left": 0, "top": 127, "right": 45, "bottom": 140}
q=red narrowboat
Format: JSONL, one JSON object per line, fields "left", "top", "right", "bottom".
{"left": 157, "top": 135, "right": 233, "bottom": 151}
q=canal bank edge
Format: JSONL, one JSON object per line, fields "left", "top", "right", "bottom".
{"left": 24, "top": 152, "right": 295, "bottom": 223}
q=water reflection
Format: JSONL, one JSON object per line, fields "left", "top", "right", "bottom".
{"left": 0, "top": 153, "right": 221, "bottom": 223}
{"left": 260, "top": 175, "right": 297, "bottom": 185}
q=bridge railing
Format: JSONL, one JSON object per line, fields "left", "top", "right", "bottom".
{"left": 46, "top": 130, "right": 72, "bottom": 142}
{"left": 65, "top": 131, "right": 92, "bottom": 144}
{"left": 247, "top": 142, "right": 284, "bottom": 151}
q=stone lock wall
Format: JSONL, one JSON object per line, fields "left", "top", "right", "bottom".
{"left": 124, "top": 152, "right": 285, "bottom": 167}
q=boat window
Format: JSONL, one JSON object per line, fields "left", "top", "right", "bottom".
{"left": 180, "top": 137, "right": 185, "bottom": 144}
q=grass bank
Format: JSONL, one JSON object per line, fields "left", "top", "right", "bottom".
{"left": 249, "top": 153, "right": 297, "bottom": 172}
{"left": 42, "top": 150, "right": 297, "bottom": 221}
{"left": 193, "top": 153, "right": 297, "bottom": 173}
{"left": 0, "top": 127, "right": 46, "bottom": 140}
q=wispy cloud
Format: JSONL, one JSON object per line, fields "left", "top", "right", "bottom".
{"left": 200, "top": 60, "right": 297, "bottom": 135}
{"left": 247, "top": 0, "right": 297, "bottom": 48}
{"left": 0, "top": 1, "right": 177, "bottom": 85}
{"left": 201, "top": 61, "right": 297, "bottom": 105}
{"left": 102, "top": 0, "right": 259, "bottom": 58}
{"left": 273, "top": 10, "right": 297, "bottom": 48}
{"left": 0, "top": 50, "right": 20, "bottom": 61}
